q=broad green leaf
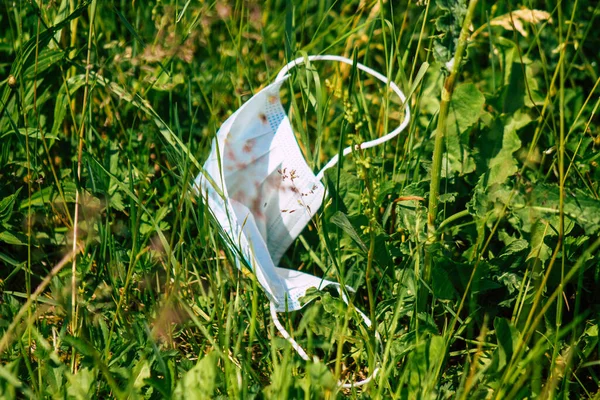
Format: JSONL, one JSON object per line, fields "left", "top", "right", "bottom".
{"left": 153, "top": 72, "right": 185, "bottom": 91}
{"left": 493, "top": 238, "right": 531, "bottom": 298}
{"left": 66, "top": 368, "right": 95, "bottom": 400}
{"left": 109, "top": 191, "right": 125, "bottom": 211}
{"left": 443, "top": 83, "right": 484, "bottom": 175}
{"left": 581, "top": 323, "right": 599, "bottom": 360}
{"left": 503, "top": 56, "right": 527, "bottom": 113}
{"left": 307, "top": 362, "right": 337, "bottom": 391}
{"left": 494, "top": 318, "right": 520, "bottom": 370}
{"left": 324, "top": 168, "right": 361, "bottom": 213}
{"left": 480, "top": 110, "right": 530, "bottom": 187}
{"left": 298, "top": 299, "right": 337, "bottom": 339}
{"left": 447, "top": 83, "right": 485, "bottom": 139}
{"left": 438, "top": 192, "right": 457, "bottom": 203}
{"left": 527, "top": 221, "right": 552, "bottom": 263}
{"left": 131, "top": 359, "right": 151, "bottom": 392}
{"left": 432, "top": 267, "right": 457, "bottom": 300}
{"left": 515, "top": 184, "right": 600, "bottom": 235}
{"left": 491, "top": 37, "right": 544, "bottom": 112}
{"left": 467, "top": 176, "right": 515, "bottom": 219}
{"left": 173, "top": 352, "right": 218, "bottom": 400}
{"left": 418, "top": 65, "right": 444, "bottom": 122}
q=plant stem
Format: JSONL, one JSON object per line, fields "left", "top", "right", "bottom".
{"left": 424, "top": 0, "right": 479, "bottom": 286}
{"left": 71, "top": 0, "right": 97, "bottom": 374}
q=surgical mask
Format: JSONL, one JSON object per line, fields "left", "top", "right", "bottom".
{"left": 196, "top": 55, "right": 410, "bottom": 387}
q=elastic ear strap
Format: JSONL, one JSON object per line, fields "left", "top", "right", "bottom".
{"left": 276, "top": 55, "right": 411, "bottom": 181}
{"left": 270, "top": 302, "right": 310, "bottom": 361}
{"left": 336, "top": 287, "right": 382, "bottom": 389}
{"left": 269, "top": 286, "right": 381, "bottom": 388}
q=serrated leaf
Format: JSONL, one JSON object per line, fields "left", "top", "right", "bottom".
{"left": 438, "top": 192, "right": 457, "bottom": 203}
{"left": 320, "top": 291, "right": 345, "bottom": 315}
{"left": 433, "top": 0, "right": 468, "bottom": 64}
{"left": 497, "top": 239, "right": 529, "bottom": 260}
{"left": 140, "top": 205, "right": 171, "bottom": 236}
{"left": 467, "top": 176, "right": 514, "bottom": 219}
{"left": 109, "top": 191, "right": 125, "bottom": 211}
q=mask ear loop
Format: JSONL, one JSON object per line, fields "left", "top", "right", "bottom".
{"left": 275, "top": 55, "right": 411, "bottom": 181}
{"left": 269, "top": 286, "right": 382, "bottom": 388}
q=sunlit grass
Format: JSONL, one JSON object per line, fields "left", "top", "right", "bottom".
{"left": 1, "top": 1, "right": 599, "bottom": 399}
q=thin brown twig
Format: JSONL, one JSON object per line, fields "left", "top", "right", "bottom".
{"left": 0, "top": 250, "right": 77, "bottom": 356}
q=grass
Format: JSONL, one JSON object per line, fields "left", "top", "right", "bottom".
{"left": 1, "top": 0, "right": 599, "bottom": 398}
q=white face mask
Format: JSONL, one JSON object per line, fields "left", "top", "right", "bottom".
{"left": 196, "top": 55, "right": 410, "bottom": 387}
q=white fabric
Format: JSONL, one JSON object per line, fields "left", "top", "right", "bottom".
{"left": 196, "top": 55, "right": 410, "bottom": 387}
{"left": 197, "top": 76, "right": 333, "bottom": 311}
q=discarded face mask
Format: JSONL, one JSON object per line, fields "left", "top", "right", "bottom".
{"left": 195, "top": 55, "right": 410, "bottom": 387}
